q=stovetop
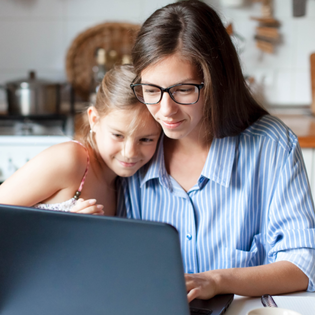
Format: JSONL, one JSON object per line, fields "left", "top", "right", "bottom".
{"left": 0, "top": 114, "right": 74, "bottom": 137}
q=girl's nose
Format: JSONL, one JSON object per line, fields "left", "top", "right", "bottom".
{"left": 122, "top": 140, "right": 138, "bottom": 159}
{"left": 159, "top": 92, "right": 178, "bottom": 117}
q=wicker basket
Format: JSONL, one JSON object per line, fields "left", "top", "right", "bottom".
{"left": 65, "top": 22, "right": 140, "bottom": 100}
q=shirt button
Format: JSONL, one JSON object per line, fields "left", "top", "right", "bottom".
{"left": 186, "top": 234, "right": 192, "bottom": 240}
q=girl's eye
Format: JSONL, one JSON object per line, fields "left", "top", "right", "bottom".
{"left": 140, "top": 138, "right": 153, "bottom": 143}
{"left": 112, "top": 134, "right": 123, "bottom": 139}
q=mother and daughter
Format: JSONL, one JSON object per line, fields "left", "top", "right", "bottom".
{"left": 0, "top": 0, "right": 314, "bottom": 303}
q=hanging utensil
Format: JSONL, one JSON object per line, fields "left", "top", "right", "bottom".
{"left": 293, "top": 0, "right": 307, "bottom": 17}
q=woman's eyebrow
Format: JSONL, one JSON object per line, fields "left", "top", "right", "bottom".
{"left": 141, "top": 78, "right": 198, "bottom": 85}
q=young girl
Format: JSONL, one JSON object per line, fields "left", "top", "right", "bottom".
{"left": 118, "top": 0, "right": 315, "bottom": 301}
{"left": 0, "top": 64, "right": 161, "bottom": 215}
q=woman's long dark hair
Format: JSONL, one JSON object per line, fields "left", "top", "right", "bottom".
{"left": 132, "top": 0, "right": 268, "bottom": 139}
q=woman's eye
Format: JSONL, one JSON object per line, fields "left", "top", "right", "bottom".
{"left": 178, "top": 88, "right": 194, "bottom": 93}
{"left": 144, "top": 88, "right": 159, "bottom": 95}
{"left": 172, "top": 86, "right": 195, "bottom": 94}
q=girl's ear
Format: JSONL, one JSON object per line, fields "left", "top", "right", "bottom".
{"left": 87, "top": 106, "right": 99, "bottom": 131}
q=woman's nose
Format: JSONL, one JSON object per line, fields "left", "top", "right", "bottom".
{"left": 159, "top": 92, "right": 178, "bottom": 117}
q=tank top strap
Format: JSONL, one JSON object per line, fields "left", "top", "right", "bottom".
{"left": 71, "top": 140, "right": 90, "bottom": 200}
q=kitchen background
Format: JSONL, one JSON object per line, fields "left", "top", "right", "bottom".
{"left": 0, "top": 0, "right": 314, "bottom": 109}
{"left": 1, "top": 0, "right": 315, "bottom": 186}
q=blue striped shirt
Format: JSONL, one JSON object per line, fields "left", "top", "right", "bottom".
{"left": 117, "top": 115, "right": 315, "bottom": 291}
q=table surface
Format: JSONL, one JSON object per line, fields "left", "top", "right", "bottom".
{"left": 224, "top": 291, "right": 315, "bottom": 315}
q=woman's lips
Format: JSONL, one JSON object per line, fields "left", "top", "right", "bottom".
{"left": 161, "top": 120, "right": 184, "bottom": 129}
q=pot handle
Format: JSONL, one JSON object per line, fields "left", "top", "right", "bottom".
{"left": 0, "top": 84, "right": 6, "bottom": 94}
{"left": 60, "top": 81, "right": 76, "bottom": 115}
{"left": 0, "top": 85, "right": 7, "bottom": 112}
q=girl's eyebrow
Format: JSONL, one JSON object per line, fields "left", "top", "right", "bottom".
{"left": 109, "top": 128, "right": 124, "bottom": 133}
{"left": 139, "top": 131, "right": 161, "bottom": 138}
{"left": 109, "top": 127, "right": 160, "bottom": 138}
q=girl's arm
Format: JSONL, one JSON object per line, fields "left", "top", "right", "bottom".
{"left": 0, "top": 142, "right": 102, "bottom": 215}
{"left": 0, "top": 142, "right": 82, "bottom": 206}
{"left": 185, "top": 260, "right": 308, "bottom": 302}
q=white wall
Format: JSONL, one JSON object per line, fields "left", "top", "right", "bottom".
{"left": 0, "top": 0, "right": 315, "bottom": 108}
{"left": 218, "top": 0, "right": 315, "bottom": 107}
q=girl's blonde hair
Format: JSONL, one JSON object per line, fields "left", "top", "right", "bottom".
{"left": 78, "top": 64, "right": 150, "bottom": 150}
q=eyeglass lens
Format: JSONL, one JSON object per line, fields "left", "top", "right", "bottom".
{"left": 133, "top": 84, "right": 200, "bottom": 105}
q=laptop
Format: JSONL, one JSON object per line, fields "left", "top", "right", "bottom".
{"left": 0, "top": 204, "right": 233, "bottom": 315}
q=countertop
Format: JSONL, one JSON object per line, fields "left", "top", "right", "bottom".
{"left": 269, "top": 106, "right": 315, "bottom": 148}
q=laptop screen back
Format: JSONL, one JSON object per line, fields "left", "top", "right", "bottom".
{"left": 0, "top": 204, "right": 233, "bottom": 315}
{"left": 0, "top": 204, "right": 190, "bottom": 315}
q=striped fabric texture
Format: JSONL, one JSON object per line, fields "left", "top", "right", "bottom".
{"left": 117, "top": 115, "right": 315, "bottom": 291}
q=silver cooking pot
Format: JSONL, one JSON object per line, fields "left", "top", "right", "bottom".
{"left": 1, "top": 71, "right": 60, "bottom": 116}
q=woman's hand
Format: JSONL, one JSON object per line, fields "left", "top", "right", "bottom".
{"left": 185, "top": 271, "right": 219, "bottom": 302}
{"left": 185, "top": 270, "right": 219, "bottom": 302}
{"left": 71, "top": 198, "right": 104, "bottom": 215}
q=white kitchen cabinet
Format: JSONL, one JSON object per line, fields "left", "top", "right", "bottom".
{"left": 0, "top": 136, "right": 70, "bottom": 183}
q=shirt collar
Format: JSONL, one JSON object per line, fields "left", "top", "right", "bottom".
{"left": 139, "top": 133, "right": 237, "bottom": 189}
{"left": 201, "top": 136, "right": 237, "bottom": 187}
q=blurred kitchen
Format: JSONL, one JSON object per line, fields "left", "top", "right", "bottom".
{"left": 0, "top": 0, "right": 315, "bottom": 188}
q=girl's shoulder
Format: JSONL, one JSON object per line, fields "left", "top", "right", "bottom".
{"left": 37, "top": 141, "right": 89, "bottom": 177}
{"left": 54, "top": 140, "right": 88, "bottom": 162}
{"left": 0, "top": 141, "right": 90, "bottom": 207}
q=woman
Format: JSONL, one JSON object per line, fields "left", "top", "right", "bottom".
{"left": 117, "top": 0, "right": 315, "bottom": 301}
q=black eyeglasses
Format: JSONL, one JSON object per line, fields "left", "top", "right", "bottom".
{"left": 130, "top": 82, "right": 204, "bottom": 105}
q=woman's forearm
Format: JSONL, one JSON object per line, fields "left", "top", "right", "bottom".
{"left": 186, "top": 261, "right": 309, "bottom": 302}
{"left": 214, "top": 261, "right": 308, "bottom": 296}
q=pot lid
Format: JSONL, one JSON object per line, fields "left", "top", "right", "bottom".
{"left": 6, "top": 71, "right": 57, "bottom": 88}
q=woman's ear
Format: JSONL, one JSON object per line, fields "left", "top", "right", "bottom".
{"left": 87, "top": 106, "right": 99, "bottom": 132}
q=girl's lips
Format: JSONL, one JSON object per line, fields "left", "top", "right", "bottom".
{"left": 161, "top": 120, "right": 184, "bottom": 129}
{"left": 118, "top": 160, "right": 138, "bottom": 168}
